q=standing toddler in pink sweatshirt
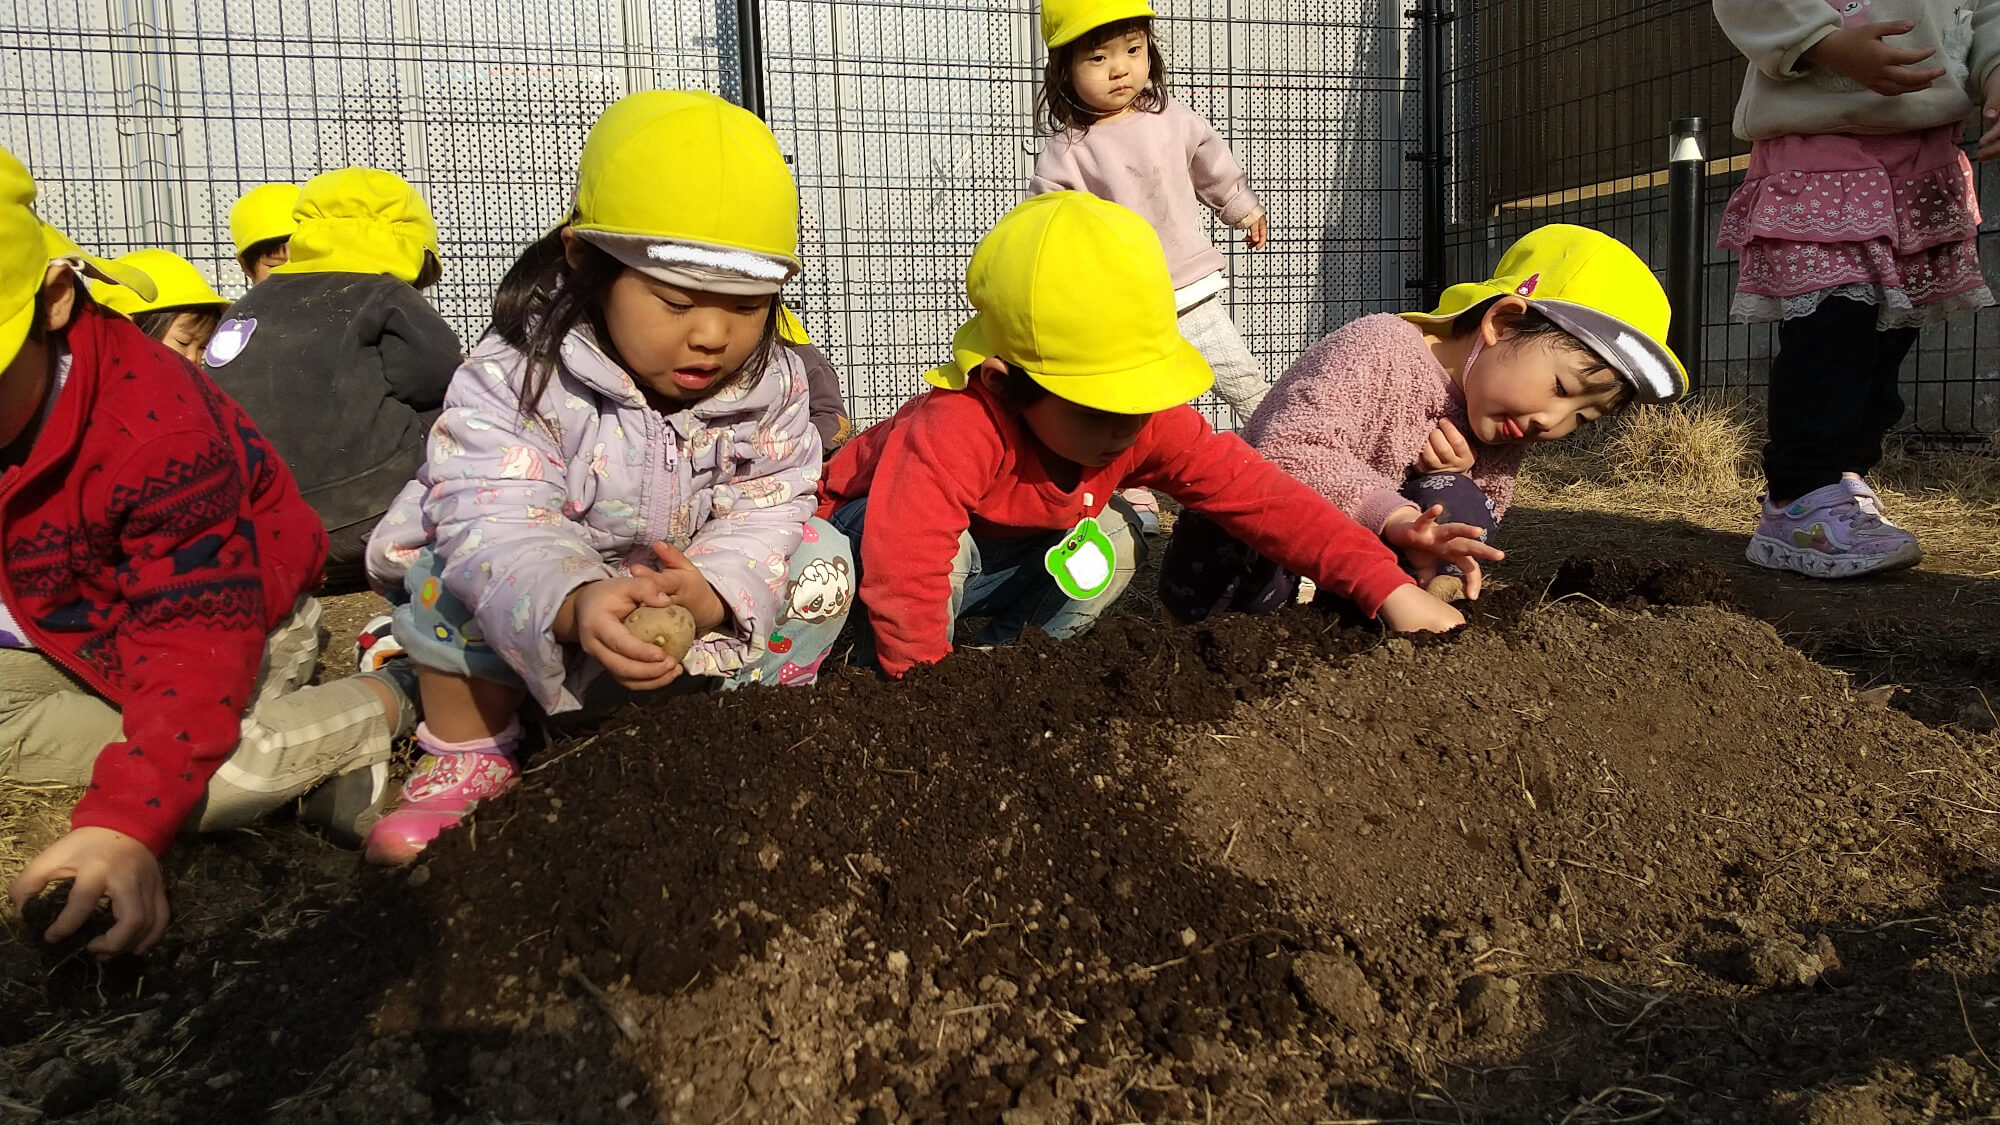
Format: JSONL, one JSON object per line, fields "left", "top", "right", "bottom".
{"left": 1158, "top": 225, "right": 1687, "bottom": 620}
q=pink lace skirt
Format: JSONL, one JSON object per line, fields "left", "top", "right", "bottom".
{"left": 1718, "top": 124, "right": 1993, "bottom": 328}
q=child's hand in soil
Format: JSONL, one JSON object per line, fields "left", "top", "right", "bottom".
{"left": 1383, "top": 504, "right": 1504, "bottom": 599}
{"left": 630, "top": 540, "right": 728, "bottom": 633}
{"left": 1803, "top": 21, "right": 1944, "bottom": 96}
{"left": 1414, "top": 419, "right": 1477, "bottom": 475}
{"left": 8, "top": 827, "right": 167, "bottom": 957}
{"left": 557, "top": 575, "right": 686, "bottom": 690}
{"left": 1376, "top": 583, "right": 1464, "bottom": 633}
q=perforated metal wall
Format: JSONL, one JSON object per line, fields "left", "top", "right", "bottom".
{"left": 3, "top": 0, "right": 1418, "bottom": 427}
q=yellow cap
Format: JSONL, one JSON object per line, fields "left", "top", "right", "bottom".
{"left": 1041, "top": 0, "right": 1155, "bottom": 48}
{"left": 1402, "top": 224, "right": 1686, "bottom": 404}
{"left": 777, "top": 305, "right": 810, "bottom": 346}
{"left": 0, "top": 147, "right": 43, "bottom": 371}
{"left": 228, "top": 183, "right": 301, "bottom": 257}
{"left": 272, "top": 167, "right": 441, "bottom": 284}
{"left": 924, "top": 192, "right": 1210, "bottom": 415}
{"left": 91, "top": 249, "right": 228, "bottom": 318}
{"left": 569, "top": 90, "right": 799, "bottom": 294}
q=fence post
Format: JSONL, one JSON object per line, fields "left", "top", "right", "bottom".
{"left": 735, "top": 0, "right": 765, "bottom": 117}
{"left": 1407, "top": 1, "right": 1453, "bottom": 309}
{"left": 1666, "top": 116, "right": 1706, "bottom": 395}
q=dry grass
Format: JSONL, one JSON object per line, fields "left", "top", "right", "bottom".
{"left": 0, "top": 778, "right": 75, "bottom": 898}
{"left": 1517, "top": 399, "right": 2000, "bottom": 575}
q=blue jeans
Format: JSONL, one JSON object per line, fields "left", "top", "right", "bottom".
{"left": 829, "top": 496, "right": 1146, "bottom": 669}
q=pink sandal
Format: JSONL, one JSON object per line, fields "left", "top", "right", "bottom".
{"left": 363, "top": 723, "right": 521, "bottom": 865}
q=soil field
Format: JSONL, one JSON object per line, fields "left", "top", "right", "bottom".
{"left": 5, "top": 556, "right": 1999, "bottom": 1125}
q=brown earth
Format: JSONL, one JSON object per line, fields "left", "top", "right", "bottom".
{"left": 5, "top": 556, "right": 1999, "bottom": 1125}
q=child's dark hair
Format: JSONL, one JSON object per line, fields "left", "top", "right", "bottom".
{"left": 990, "top": 362, "right": 1052, "bottom": 410}
{"left": 1035, "top": 17, "right": 1169, "bottom": 134}
{"left": 237, "top": 236, "right": 288, "bottom": 273}
{"left": 1452, "top": 296, "right": 1634, "bottom": 411}
{"left": 132, "top": 307, "right": 221, "bottom": 343}
{"left": 490, "top": 228, "right": 780, "bottom": 411}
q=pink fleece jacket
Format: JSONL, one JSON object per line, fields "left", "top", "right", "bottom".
{"left": 1029, "top": 97, "right": 1262, "bottom": 289}
{"left": 1242, "top": 314, "right": 1522, "bottom": 534}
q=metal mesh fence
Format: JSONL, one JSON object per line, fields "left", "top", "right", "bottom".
{"left": 764, "top": 0, "right": 1420, "bottom": 427}
{"left": 2, "top": 0, "right": 1418, "bottom": 430}
{"left": 1441, "top": 0, "right": 2000, "bottom": 440}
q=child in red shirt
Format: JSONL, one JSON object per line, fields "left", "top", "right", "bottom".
{"left": 819, "top": 192, "right": 1472, "bottom": 677}
{"left": 0, "top": 148, "right": 415, "bottom": 957}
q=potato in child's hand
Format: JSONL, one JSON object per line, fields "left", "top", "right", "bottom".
{"left": 622, "top": 604, "right": 697, "bottom": 660}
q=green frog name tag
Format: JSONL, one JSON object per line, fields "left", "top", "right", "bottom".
{"left": 1045, "top": 515, "right": 1117, "bottom": 601}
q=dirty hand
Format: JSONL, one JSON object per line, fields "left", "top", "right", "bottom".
{"left": 630, "top": 541, "right": 728, "bottom": 633}
{"left": 1375, "top": 583, "right": 1464, "bottom": 634}
{"left": 1414, "top": 419, "right": 1477, "bottom": 475}
{"left": 558, "top": 575, "right": 685, "bottom": 690}
{"left": 1803, "top": 21, "right": 1943, "bottom": 96}
{"left": 1383, "top": 504, "right": 1505, "bottom": 600}
{"left": 1978, "top": 68, "right": 2000, "bottom": 160}
{"left": 9, "top": 827, "right": 168, "bottom": 957}
{"left": 1243, "top": 213, "right": 1269, "bottom": 250}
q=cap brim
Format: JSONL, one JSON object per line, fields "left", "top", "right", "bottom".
{"left": 40, "top": 223, "right": 159, "bottom": 302}
{"left": 925, "top": 316, "right": 1214, "bottom": 414}
{"left": 1532, "top": 300, "right": 1686, "bottom": 404}
{"left": 575, "top": 228, "right": 795, "bottom": 296}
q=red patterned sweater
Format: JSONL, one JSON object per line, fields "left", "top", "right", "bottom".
{"left": 0, "top": 303, "right": 326, "bottom": 854}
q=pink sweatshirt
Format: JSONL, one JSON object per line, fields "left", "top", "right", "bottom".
{"left": 1243, "top": 314, "right": 1523, "bottom": 534}
{"left": 1029, "top": 97, "right": 1262, "bottom": 289}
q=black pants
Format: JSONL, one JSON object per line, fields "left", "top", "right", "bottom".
{"left": 320, "top": 514, "right": 383, "bottom": 596}
{"left": 1765, "top": 297, "right": 1914, "bottom": 504}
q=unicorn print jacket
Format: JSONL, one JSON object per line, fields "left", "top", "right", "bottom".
{"left": 367, "top": 326, "right": 822, "bottom": 713}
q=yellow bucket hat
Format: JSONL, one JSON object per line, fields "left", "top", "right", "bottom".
{"left": 924, "top": 192, "right": 1211, "bottom": 415}
{"left": 569, "top": 90, "right": 800, "bottom": 296}
{"left": 228, "top": 183, "right": 301, "bottom": 257}
{"left": 92, "top": 249, "right": 229, "bottom": 318}
{"left": 272, "top": 167, "right": 442, "bottom": 284}
{"left": 1402, "top": 223, "right": 1686, "bottom": 404}
{"left": 1041, "top": 0, "right": 1155, "bottom": 48}
{"left": 0, "top": 148, "right": 44, "bottom": 371}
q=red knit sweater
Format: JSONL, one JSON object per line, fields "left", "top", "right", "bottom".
{"left": 818, "top": 382, "right": 1413, "bottom": 677}
{"left": 0, "top": 304, "right": 326, "bottom": 854}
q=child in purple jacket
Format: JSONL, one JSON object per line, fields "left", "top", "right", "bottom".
{"left": 1159, "top": 224, "right": 1686, "bottom": 619}
{"left": 361, "top": 91, "right": 854, "bottom": 864}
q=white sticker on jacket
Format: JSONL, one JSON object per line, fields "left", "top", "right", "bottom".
{"left": 203, "top": 317, "right": 257, "bottom": 366}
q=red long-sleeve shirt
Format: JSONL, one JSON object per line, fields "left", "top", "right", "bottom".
{"left": 818, "top": 382, "right": 1412, "bottom": 676}
{"left": 0, "top": 303, "right": 326, "bottom": 854}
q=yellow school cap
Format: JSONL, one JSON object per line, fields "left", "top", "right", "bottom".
{"left": 924, "top": 191, "right": 1211, "bottom": 415}
{"left": 569, "top": 90, "right": 799, "bottom": 295}
{"left": 273, "top": 167, "right": 441, "bottom": 284}
{"left": 92, "top": 249, "right": 229, "bottom": 317}
{"left": 1402, "top": 223, "right": 1685, "bottom": 404}
{"left": 228, "top": 183, "right": 301, "bottom": 257}
{"left": 1041, "top": 0, "right": 1155, "bottom": 48}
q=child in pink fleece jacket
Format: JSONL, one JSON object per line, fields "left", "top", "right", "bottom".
{"left": 1158, "top": 224, "right": 1687, "bottom": 620}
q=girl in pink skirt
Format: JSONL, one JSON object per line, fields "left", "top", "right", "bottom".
{"left": 1716, "top": 0, "right": 2000, "bottom": 578}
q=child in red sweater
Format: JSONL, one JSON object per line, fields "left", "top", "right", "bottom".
{"left": 0, "top": 149, "right": 415, "bottom": 957}
{"left": 819, "top": 192, "right": 1465, "bottom": 678}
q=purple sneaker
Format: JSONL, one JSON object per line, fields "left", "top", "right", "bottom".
{"left": 1745, "top": 477, "right": 1922, "bottom": 579}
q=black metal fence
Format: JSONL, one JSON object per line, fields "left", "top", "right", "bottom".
{"left": 1439, "top": 0, "right": 1999, "bottom": 439}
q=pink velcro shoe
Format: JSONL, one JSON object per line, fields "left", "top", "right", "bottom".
{"left": 362, "top": 749, "right": 519, "bottom": 865}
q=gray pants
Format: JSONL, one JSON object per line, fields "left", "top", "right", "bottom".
{"left": 1180, "top": 294, "right": 1268, "bottom": 424}
{"left": 0, "top": 597, "right": 400, "bottom": 833}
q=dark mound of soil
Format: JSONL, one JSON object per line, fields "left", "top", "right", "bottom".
{"left": 6, "top": 562, "right": 1998, "bottom": 1125}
